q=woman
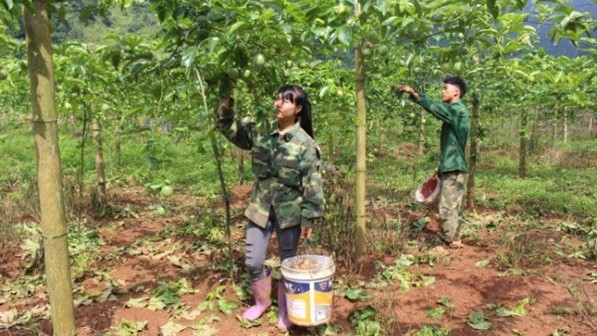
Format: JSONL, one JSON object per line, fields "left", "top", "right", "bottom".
{"left": 216, "top": 85, "right": 324, "bottom": 331}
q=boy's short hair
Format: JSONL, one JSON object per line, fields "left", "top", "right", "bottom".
{"left": 444, "top": 77, "right": 467, "bottom": 98}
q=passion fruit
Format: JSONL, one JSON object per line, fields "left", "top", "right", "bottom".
{"left": 254, "top": 53, "right": 266, "bottom": 67}
{"left": 161, "top": 185, "right": 173, "bottom": 197}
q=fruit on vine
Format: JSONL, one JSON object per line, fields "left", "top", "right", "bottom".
{"left": 243, "top": 69, "right": 251, "bottom": 79}
{"left": 227, "top": 68, "right": 239, "bottom": 79}
{"left": 161, "top": 185, "right": 173, "bottom": 197}
{"left": 156, "top": 205, "right": 167, "bottom": 215}
{"left": 362, "top": 47, "right": 372, "bottom": 56}
{"left": 378, "top": 45, "right": 388, "bottom": 57}
{"left": 454, "top": 61, "right": 462, "bottom": 72}
{"left": 254, "top": 53, "right": 266, "bottom": 67}
{"left": 286, "top": 60, "right": 293, "bottom": 68}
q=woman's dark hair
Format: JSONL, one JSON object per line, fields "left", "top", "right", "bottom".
{"left": 444, "top": 76, "right": 467, "bottom": 98}
{"left": 277, "top": 85, "right": 314, "bottom": 138}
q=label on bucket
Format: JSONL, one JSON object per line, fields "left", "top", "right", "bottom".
{"left": 285, "top": 279, "right": 333, "bottom": 326}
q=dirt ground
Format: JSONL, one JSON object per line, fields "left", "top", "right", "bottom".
{"left": 1, "top": 185, "right": 595, "bottom": 336}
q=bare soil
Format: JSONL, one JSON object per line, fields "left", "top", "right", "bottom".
{"left": 1, "top": 185, "right": 595, "bottom": 336}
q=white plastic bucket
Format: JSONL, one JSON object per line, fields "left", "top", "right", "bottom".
{"left": 281, "top": 255, "right": 335, "bottom": 326}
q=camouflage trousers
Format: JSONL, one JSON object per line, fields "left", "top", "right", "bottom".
{"left": 438, "top": 171, "right": 466, "bottom": 243}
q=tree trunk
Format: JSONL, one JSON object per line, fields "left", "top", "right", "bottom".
{"left": 114, "top": 120, "right": 122, "bottom": 171}
{"left": 563, "top": 109, "right": 568, "bottom": 143}
{"left": 530, "top": 122, "right": 538, "bottom": 154}
{"left": 466, "top": 94, "right": 480, "bottom": 210}
{"left": 354, "top": 12, "right": 367, "bottom": 260}
{"left": 92, "top": 118, "right": 106, "bottom": 205}
{"left": 551, "top": 108, "right": 558, "bottom": 150}
{"left": 195, "top": 70, "right": 234, "bottom": 278}
{"left": 23, "top": 2, "right": 76, "bottom": 335}
{"left": 417, "top": 114, "right": 425, "bottom": 155}
{"left": 519, "top": 108, "right": 528, "bottom": 178}
{"left": 234, "top": 146, "right": 245, "bottom": 185}
{"left": 77, "top": 106, "right": 89, "bottom": 223}
{"left": 551, "top": 121, "right": 557, "bottom": 150}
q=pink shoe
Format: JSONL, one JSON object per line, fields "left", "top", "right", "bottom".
{"left": 243, "top": 271, "right": 272, "bottom": 320}
{"left": 277, "top": 278, "right": 293, "bottom": 331}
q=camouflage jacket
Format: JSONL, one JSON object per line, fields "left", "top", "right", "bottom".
{"left": 216, "top": 97, "right": 323, "bottom": 229}
{"left": 416, "top": 95, "right": 469, "bottom": 174}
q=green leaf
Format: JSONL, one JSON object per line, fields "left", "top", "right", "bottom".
{"left": 412, "top": 0, "right": 423, "bottom": 17}
{"left": 437, "top": 297, "right": 454, "bottom": 310}
{"left": 125, "top": 297, "right": 149, "bottom": 308}
{"left": 511, "top": 298, "right": 530, "bottom": 317}
{"left": 381, "top": 16, "right": 397, "bottom": 27}
{"left": 116, "top": 319, "right": 148, "bottom": 336}
{"left": 425, "top": 306, "right": 446, "bottom": 320}
{"left": 337, "top": 26, "right": 353, "bottom": 45}
{"left": 467, "top": 310, "right": 492, "bottom": 330}
{"left": 0, "top": 309, "right": 17, "bottom": 327}
{"left": 191, "top": 323, "right": 218, "bottom": 336}
{"left": 236, "top": 314, "right": 262, "bottom": 328}
{"left": 160, "top": 321, "right": 187, "bottom": 336}
{"left": 348, "top": 305, "right": 378, "bottom": 326}
{"left": 319, "top": 85, "right": 330, "bottom": 98}
{"left": 421, "top": 276, "right": 436, "bottom": 286}
{"left": 356, "top": 320, "right": 381, "bottom": 336}
{"left": 182, "top": 46, "right": 198, "bottom": 69}
{"left": 206, "top": 37, "right": 220, "bottom": 53}
{"left": 226, "top": 21, "right": 246, "bottom": 39}
{"left": 414, "top": 324, "right": 452, "bottom": 336}
{"left": 475, "top": 258, "right": 491, "bottom": 267}
{"left": 345, "top": 288, "right": 369, "bottom": 301}
{"left": 179, "top": 308, "right": 203, "bottom": 320}
{"left": 495, "top": 305, "right": 512, "bottom": 317}
{"left": 486, "top": 0, "right": 499, "bottom": 19}
{"left": 148, "top": 297, "right": 167, "bottom": 311}
{"left": 2, "top": 0, "right": 14, "bottom": 10}
{"left": 218, "top": 299, "right": 238, "bottom": 314}
{"left": 79, "top": 4, "right": 96, "bottom": 21}
{"left": 198, "top": 300, "right": 214, "bottom": 312}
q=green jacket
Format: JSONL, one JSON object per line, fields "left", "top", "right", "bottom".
{"left": 416, "top": 95, "right": 469, "bottom": 173}
{"left": 216, "top": 97, "right": 323, "bottom": 229}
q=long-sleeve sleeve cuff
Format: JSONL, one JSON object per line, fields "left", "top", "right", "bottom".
{"left": 301, "top": 217, "right": 313, "bottom": 228}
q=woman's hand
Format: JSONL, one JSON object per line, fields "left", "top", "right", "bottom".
{"left": 301, "top": 226, "right": 313, "bottom": 240}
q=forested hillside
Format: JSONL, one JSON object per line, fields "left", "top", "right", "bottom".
{"left": 8, "top": 0, "right": 159, "bottom": 44}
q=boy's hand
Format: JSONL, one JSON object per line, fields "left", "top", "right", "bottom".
{"left": 395, "top": 85, "right": 420, "bottom": 101}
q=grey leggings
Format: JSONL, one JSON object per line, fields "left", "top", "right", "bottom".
{"left": 245, "top": 207, "right": 301, "bottom": 282}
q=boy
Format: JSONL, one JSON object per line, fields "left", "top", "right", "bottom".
{"left": 396, "top": 77, "right": 469, "bottom": 249}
